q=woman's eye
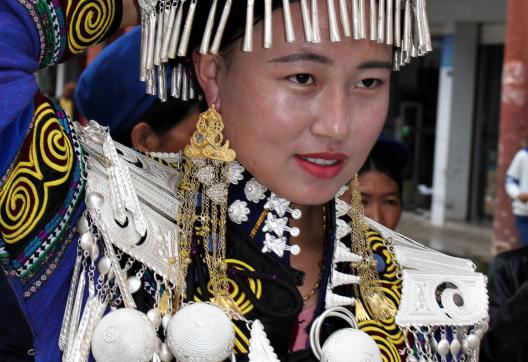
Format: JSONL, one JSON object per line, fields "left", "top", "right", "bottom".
{"left": 357, "top": 78, "right": 381, "bottom": 89}
{"left": 383, "top": 198, "right": 400, "bottom": 206}
{"left": 288, "top": 74, "right": 315, "bottom": 85}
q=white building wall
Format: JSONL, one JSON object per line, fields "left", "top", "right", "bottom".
{"left": 428, "top": 0, "right": 506, "bottom": 224}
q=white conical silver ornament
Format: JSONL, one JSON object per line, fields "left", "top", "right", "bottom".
{"left": 166, "top": 303, "right": 234, "bottom": 362}
{"left": 247, "top": 319, "right": 280, "bottom": 362}
{"left": 333, "top": 242, "right": 362, "bottom": 263}
{"left": 335, "top": 198, "right": 351, "bottom": 217}
{"left": 335, "top": 218, "right": 351, "bottom": 241}
{"left": 330, "top": 269, "right": 361, "bottom": 288}
{"left": 324, "top": 289, "right": 355, "bottom": 308}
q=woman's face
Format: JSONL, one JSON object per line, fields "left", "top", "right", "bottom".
{"left": 359, "top": 170, "right": 402, "bottom": 230}
{"left": 197, "top": 2, "right": 392, "bottom": 205}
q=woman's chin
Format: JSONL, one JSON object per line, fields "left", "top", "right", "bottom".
{"left": 280, "top": 187, "right": 341, "bottom": 206}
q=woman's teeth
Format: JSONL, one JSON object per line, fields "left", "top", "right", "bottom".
{"left": 301, "top": 156, "right": 339, "bottom": 166}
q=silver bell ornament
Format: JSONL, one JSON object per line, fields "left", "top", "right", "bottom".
{"left": 166, "top": 303, "right": 235, "bottom": 362}
{"left": 310, "top": 306, "right": 381, "bottom": 362}
{"left": 91, "top": 308, "right": 157, "bottom": 362}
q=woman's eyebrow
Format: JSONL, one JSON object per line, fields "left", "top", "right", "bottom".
{"left": 268, "top": 52, "right": 333, "bottom": 65}
{"left": 357, "top": 60, "right": 393, "bottom": 70}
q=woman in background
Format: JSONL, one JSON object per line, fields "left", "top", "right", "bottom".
{"left": 359, "top": 138, "right": 408, "bottom": 230}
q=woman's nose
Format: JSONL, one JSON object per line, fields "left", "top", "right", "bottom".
{"left": 366, "top": 202, "right": 385, "bottom": 226}
{"left": 310, "top": 90, "right": 349, "bottom": 142}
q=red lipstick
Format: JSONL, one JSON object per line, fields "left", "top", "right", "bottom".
{"left": 294, "top": 152, "right": 347, "bottom": 179}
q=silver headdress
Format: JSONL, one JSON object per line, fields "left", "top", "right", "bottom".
{"left": 138, "top": 0, "right": 432, "bottom": 100}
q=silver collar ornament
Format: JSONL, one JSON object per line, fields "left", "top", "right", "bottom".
{"left": 60, "top": 123, "right": 487, "bottom": 362}
{"left": 311, "top": 185, "right": 488, "bottom": 362}
{"left": 62, "top": 122, "right": 281, "bottom": 362}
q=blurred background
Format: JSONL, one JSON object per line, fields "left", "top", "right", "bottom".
{"left": 37, "top": 0, "right": 528, "bottom": 272}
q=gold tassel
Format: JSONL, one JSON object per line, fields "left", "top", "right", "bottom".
{"left": 349, "top": 175, "right": 395, "bottom": 321}
{"left": 355, "top": 299, "right": 370, "bottom": 322}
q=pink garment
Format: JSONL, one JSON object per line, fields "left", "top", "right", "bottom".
{"left": 292, "top": 304, "right": 317, "bottom": 351}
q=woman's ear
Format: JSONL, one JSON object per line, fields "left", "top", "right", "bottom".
{"left": 130, "top": 122, "right": 160, "bottom": 152}
{"left": 192, "top": 51, "right": 221, "bottom": 110}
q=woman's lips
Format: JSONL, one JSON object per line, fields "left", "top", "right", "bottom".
{"left": 294, "top": 153, "right": 347, "bottom": 179}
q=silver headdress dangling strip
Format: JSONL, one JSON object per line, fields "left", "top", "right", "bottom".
{"left": 311, "top": 0, "right": 321, "bottom": 43}
{"left": 377, "top": 0, "right": 385, "bottom": 43}
{"left": 139, "top": 11, "right": 149, "bottom": 81}
{"left": 161, "top": 0, "right": 178, "bottom": 61}
{"left": 386, "top": 0, "right": 393, "bottom": 45}
{"left": 159, "top": 0, "right": 171, "bottom": 62}
{"left": 154, "top": 2, "right": 164, "bottom": 66}
{"left": 327, "top": 0, "right": 341, "bottom": 42}
{"left": 299, "top": 0, "right": 313, "bottom": 42}
{"left": 421, "top": 0, "right": 433, "bottom": 52}
{"left": 338, "top": 0, "right": 351, "bottom": 38}
{"left": 403, "top": 0, "right": 412, "bottom": 64}
{"left": 413, "top": 0, "right": 425, "bottom": 53}
{"left": 393, "top": 50, "right": 401, "bottom": 71}
{"left": 210, "top": 0, "right": 232, "bottom": 55}
{"left": 358, "top": 0, "right": 366, "bottom": 39}
{"left": 264, "top": 0, "right": 273, "bottom": 48}
{"left": 181, "top": 69, "right": 189, "bottom": 101}
{"left": 158, "top": 61, "right": 167, "bottom": 101}
{"left": 402, "top": 0, "right": 411, "bottom": 54}
{"left": 243, "top": 0, "right": 256, "bottom": 52}
{"left": 282, "top": 0, "right": 296, "bottom": 43}
{"left": 394, "top": 0, "right": 402, "bottom": 47}
{"left": 167, "top": 0, "right": 185, "bottom": 59}
{"left": 416, "top": 0, "right": 431, "bottom": 52}
{"left": 145, "top": 3, "right": 158, "bottom": 95}
{"left": 199, "top": 0, "right": 218, "bottom": 54}
{"left": 352, "top": 0, "right": 360, "bottom": 40}
{"left": 178, "top": 0, "right": 198, "bottom": 56}
{"left": 171, "top": 63, "right": 183, "bottom": 98}
{"left": 189, "top": 81, "right": 195, "bottom": 99}
{"left": 369, "top": 0, "right": 377, "bottom": 41}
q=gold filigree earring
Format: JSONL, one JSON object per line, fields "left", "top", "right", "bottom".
{"left": 348, "top": 174, "right": 396, "bottom": 321}
{"left": 176, "top": 106, "right": 237, "bottom": 311}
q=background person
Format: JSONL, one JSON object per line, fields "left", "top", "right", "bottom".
{"left": 505, "top": 145, "right": 528, "bottom": 245}
{"left": 481, "top": 144, "right": 528, "bottom": 362}
{"left": 75, "top": 26, "right": 199, "bottom": 153}
{"left": 358, "top": 138, "right": 408, "bottom": 230}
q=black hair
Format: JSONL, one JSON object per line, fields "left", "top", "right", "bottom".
{"left": 359, "top": 147, "right": 404, "bottom": 195}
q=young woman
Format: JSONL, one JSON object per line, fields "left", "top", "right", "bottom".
{"left": 0, "top": 1, "right": 487, "bottom": 361}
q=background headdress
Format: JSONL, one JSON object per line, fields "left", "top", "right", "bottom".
{"left": 75, "top": 26, "right": 199, "bottom": 144}
{"left": 137, "top": 0, "right": 432, "bottom": 100}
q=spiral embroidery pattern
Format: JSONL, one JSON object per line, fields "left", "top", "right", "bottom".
{"left": 67, "top": 0, "right": 116, "bottom": 54}
{"left": 357, "top": 231, "right": 405, "bottom": 362}
{"left": 0, "top": 102, "right": 73, "bottom": 244}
